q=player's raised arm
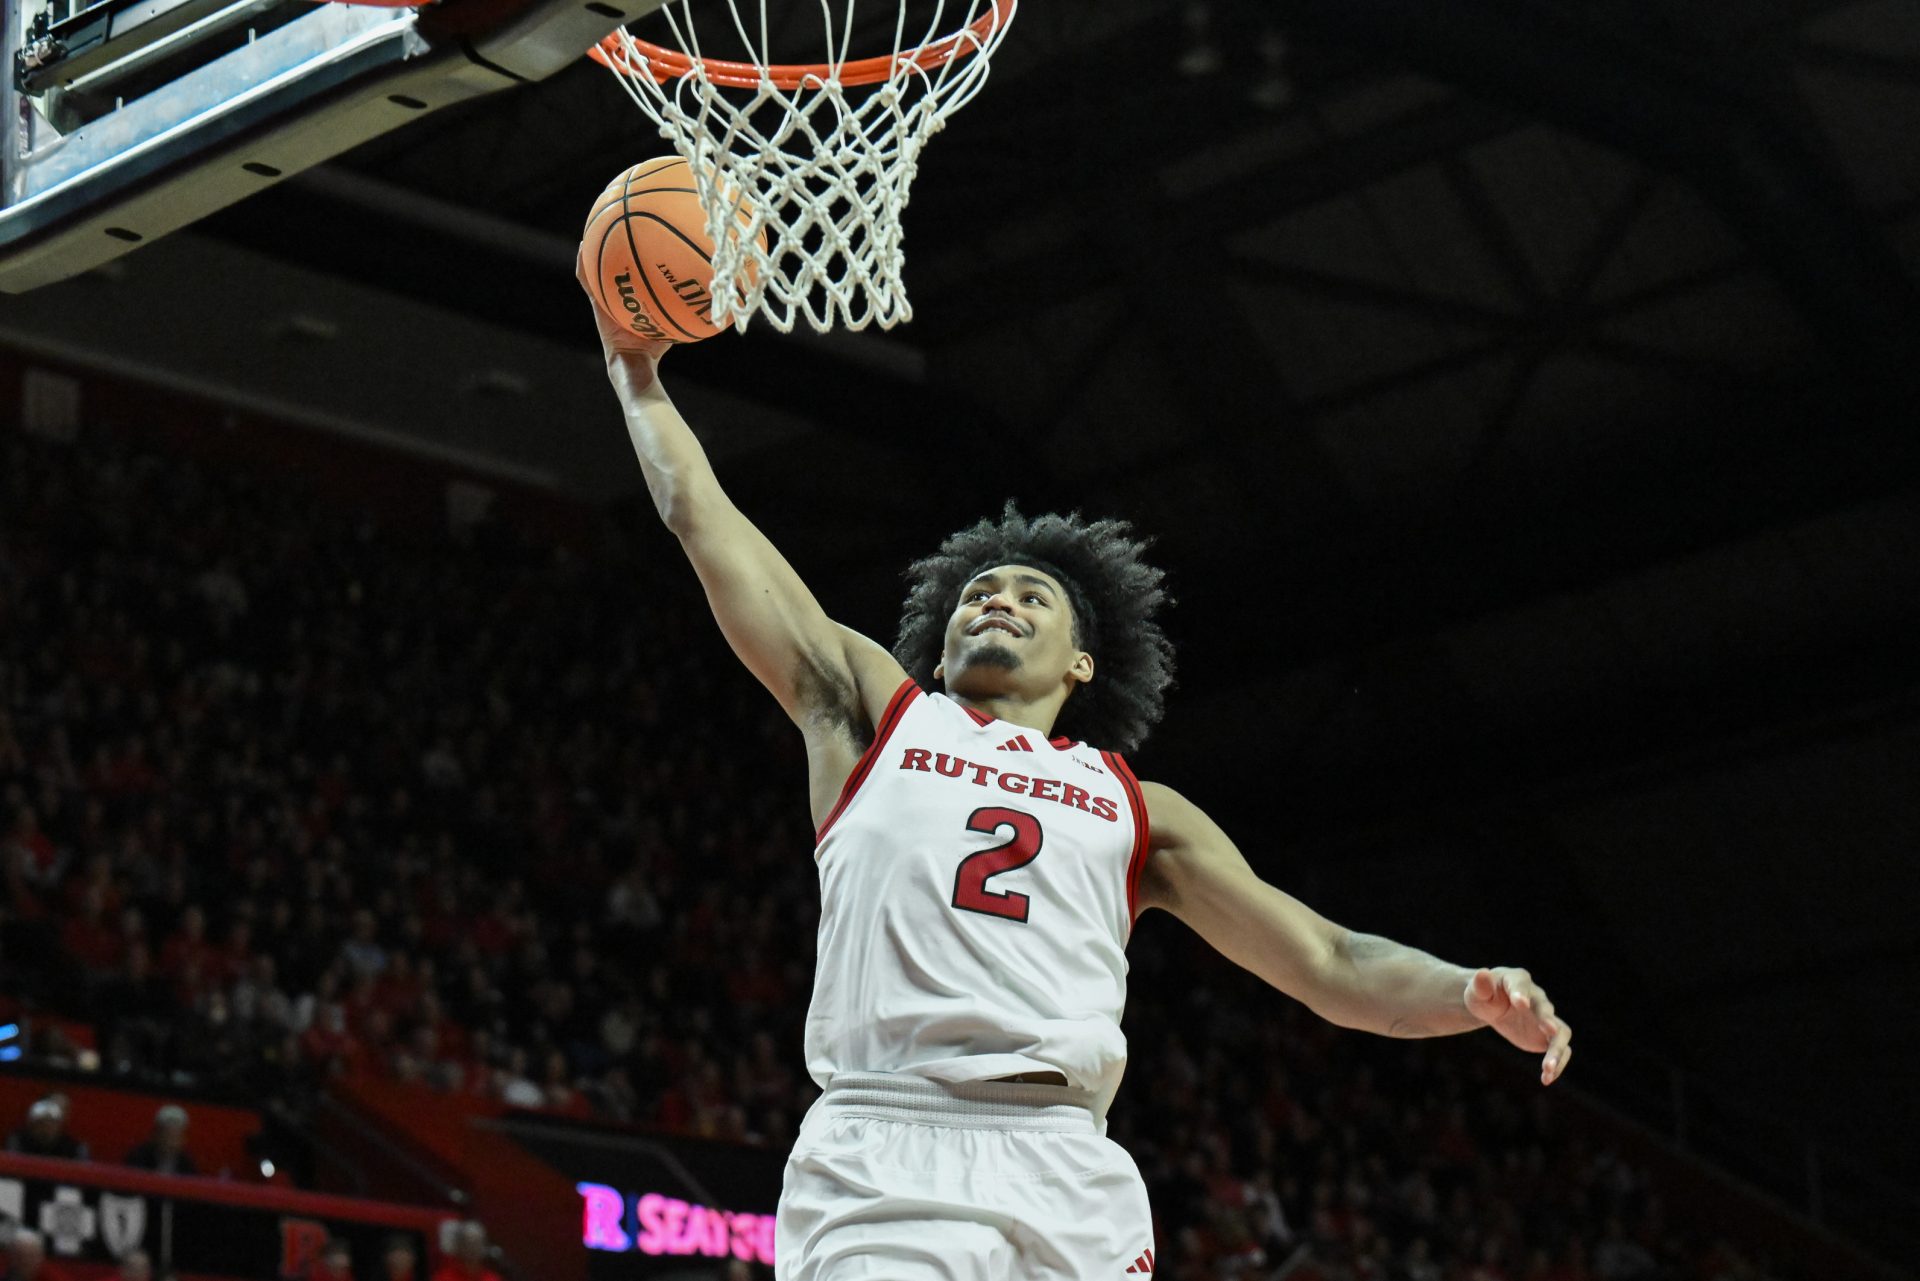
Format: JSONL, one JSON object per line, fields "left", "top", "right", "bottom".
{"left": 1134, "top": 780, "right": 1574, "bottom": 1086}
{"left": 578, "top": 260, "right": 906, "bottom": 740}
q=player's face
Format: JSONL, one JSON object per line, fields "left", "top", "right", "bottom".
{"left": 936, "top": 565, "right": 1091, "bottom": 696}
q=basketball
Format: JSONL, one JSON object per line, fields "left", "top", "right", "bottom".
{"left": 582, "top": 156, "right": 766, "bottom": 344}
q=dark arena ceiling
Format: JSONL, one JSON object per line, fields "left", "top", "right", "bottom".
{"left": 15, "top": 0, "right": 1920, "bottom": 1256}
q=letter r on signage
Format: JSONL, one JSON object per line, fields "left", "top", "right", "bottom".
{"left": 578, "top": 1183, "right": 631, "bottom": 1252}
{"left": 280, "top": 1218, "right": 330, "bottom": 1278}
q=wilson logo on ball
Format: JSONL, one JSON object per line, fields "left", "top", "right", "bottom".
{"left": 584, "top": 156, "right": 767, "bottom": 345}
{"left": 614, "top": 271, "right": 670, "bottom": 341}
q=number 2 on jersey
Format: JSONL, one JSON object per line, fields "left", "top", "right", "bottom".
{"left": 952, "top": 807, "right": 1042, "bottom": 923}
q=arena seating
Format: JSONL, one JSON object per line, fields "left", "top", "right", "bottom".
{"left": 0, "top": 415, "right": 1808, "bottom": 1280}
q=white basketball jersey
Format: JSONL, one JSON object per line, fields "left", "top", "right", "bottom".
{"left": 804, "top": 680, "right": 1150, "bottom": 1121}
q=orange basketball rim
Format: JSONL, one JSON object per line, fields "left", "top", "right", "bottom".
{"left": 590, "top": 0, "right": 1018, "bottom": 90}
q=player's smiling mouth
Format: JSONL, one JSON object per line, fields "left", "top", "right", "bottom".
{"left": 969, "top": 617, "right": 1023, "bottom": 637}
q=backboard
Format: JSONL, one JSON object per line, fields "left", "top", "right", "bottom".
{"left": 0, "top": 0, "right": 663, "bottom": 292}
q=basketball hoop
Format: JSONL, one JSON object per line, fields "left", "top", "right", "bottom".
{"left": 589, "top": 0, "right": 1017, "bottom": 334}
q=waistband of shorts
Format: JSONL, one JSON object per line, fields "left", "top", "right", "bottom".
{"left": 819, "top": 1072, "right": 1098, "bottom": 1133}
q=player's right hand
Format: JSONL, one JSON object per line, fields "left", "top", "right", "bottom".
{"left": 575, "top": 244, "right": 674, "bottom": 375}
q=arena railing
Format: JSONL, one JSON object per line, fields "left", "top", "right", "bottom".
{"left": 0, "top": 1149, "right": 457, "bottom": 1277}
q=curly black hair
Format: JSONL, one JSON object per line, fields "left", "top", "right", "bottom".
{"left": 892, "top": 503, "right": 1175, "bottom": 753}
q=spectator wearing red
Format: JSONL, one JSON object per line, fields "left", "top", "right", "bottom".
{"left": 102, "top": 734, "right": 158, "bottom": 797}
{"left": 725, "top": 945, "right": 786, "bottom": 1011}
{"left": 467, "top": 892, "right": 517, "bottom": 959}
{"left": 540, "top": 1049, "right": 591, "bottom": 1119}
{"left": 211, "top": 918, "right": 253, "bottom": 987}
{"left": 342, "top": 971, "right": 384, "bottom": 1039}
{"left": 413, "top": 992, "right": 466, "bottom": 1063}
{"left": 157, "top": 905, "right": 211, "bottom": 986}
{"left": 59, "top": 852, "right": 120, "bottom": 918}
{"left": 451, "top": 1028, "right": 496, "bottom": 1100}
{"left": 2, "top": 805, "right": 60, "bottom": 885}
{"left": 59, "top": 884, "right": 122, "bottom": 978}
{"left": 358, "top": 1008, "right": 400, "bottom": 1079}
{"left": 375, "top": 950, "right": 425, "bottom": 1023}
{"left": 298, "top": 1002, "right": 361, "bottom": 1077}
{"left": 2, "top": 840, "right": 48, "bottom": 924}
{"left": 429, "top": 1222, "right": 502, "bottom": 1281}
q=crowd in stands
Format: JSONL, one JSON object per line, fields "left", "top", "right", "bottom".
{"left": 0, "top": 1207, "right": 493, "bottom": 1281}
{"left": 0, "top": 420, "right": 1787, "bottom": 1280}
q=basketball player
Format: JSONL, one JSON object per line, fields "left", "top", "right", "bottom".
{"left": 579, "top": 266, "right": 1573, "bottom": 1280}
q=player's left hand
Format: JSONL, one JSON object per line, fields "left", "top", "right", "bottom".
{"left": 1464, "top": 967, "right": 1573, "bottom": 1086}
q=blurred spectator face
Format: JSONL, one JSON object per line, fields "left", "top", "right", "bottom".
{"left": 9, "top": 1230, "right": 46, "bottom": 1278}
{"left": 452, "top": 1221, "right": 488, "bottom": 1263}
{"left": 383, "top": 1238, "right": 418, "bottom": 1279}
{"left": 316, "top": 1241, "right": 352, "bottom": 1279}
{"left": 119, "top": 1249, "right": 153, "bottom": 1281}
{"left": 27, "top": 1100, "right": 63, "bottom": 1143}
{"left": 154, "top": 1106, "right": 188, "bottom": 1155}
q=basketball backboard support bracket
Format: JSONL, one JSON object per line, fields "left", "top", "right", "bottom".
{"left": 0, "top": 0, "right": 664, "bottom": 293}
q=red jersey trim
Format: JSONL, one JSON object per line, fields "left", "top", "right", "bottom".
{"left": 815, "top": 679, "right": 922, "bottom": 845}
{"left": 1102, "top": 749, "right": 1152, "bottom": 925}
{"left": 954, "top": 698, "right": 1073, "bottom": 749}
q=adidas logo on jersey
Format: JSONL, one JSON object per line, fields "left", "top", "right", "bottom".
{"left": 995, "top": 735, "right": 1035, "bottom": 752}
{"left": 1125, "top": 1247, "right": 1155, "bottom": 1273}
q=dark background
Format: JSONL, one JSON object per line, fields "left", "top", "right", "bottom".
{"left": 5, "top": 0, "right": 1919, "bottom": 1259}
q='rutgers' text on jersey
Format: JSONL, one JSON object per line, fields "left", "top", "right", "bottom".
{"left": 804, "top": 680, "right": 1150, "bottom": 1121}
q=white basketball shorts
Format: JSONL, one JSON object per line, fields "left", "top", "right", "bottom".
{"left": 775, "top": 1073, "right": 1157, "bottom": 1280}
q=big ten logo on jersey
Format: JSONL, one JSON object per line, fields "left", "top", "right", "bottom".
{"left": 898, "top": 749, "right": 1120, "bottom": 822}
{"left": 279, "top": 1217, "right": 330, "bottom": 1277}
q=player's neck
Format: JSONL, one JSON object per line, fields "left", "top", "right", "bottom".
{"left": 950, "top": 692, "right": 1060, "bottom": 738}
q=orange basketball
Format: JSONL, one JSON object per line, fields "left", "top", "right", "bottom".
{"left": 582, "top": 157, "right": 766, "bottom": 344}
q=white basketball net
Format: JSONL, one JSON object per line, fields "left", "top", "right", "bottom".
{"left": 595, "top": 0, "right": 1016, "bottom": 333}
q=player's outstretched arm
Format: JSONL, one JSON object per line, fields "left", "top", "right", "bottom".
{"left": 579, "top": 266, "right": 906, "bottom": 743}
{"left": 1135, "top": 780, "right": 1574, "bottom": 1086}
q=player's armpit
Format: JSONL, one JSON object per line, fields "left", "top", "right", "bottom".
{"left": 1134, "top": 780, "right": 1344, "bottom": 1007}
{"left": 836, "top": 626, "right": 917, "bottom": 729}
